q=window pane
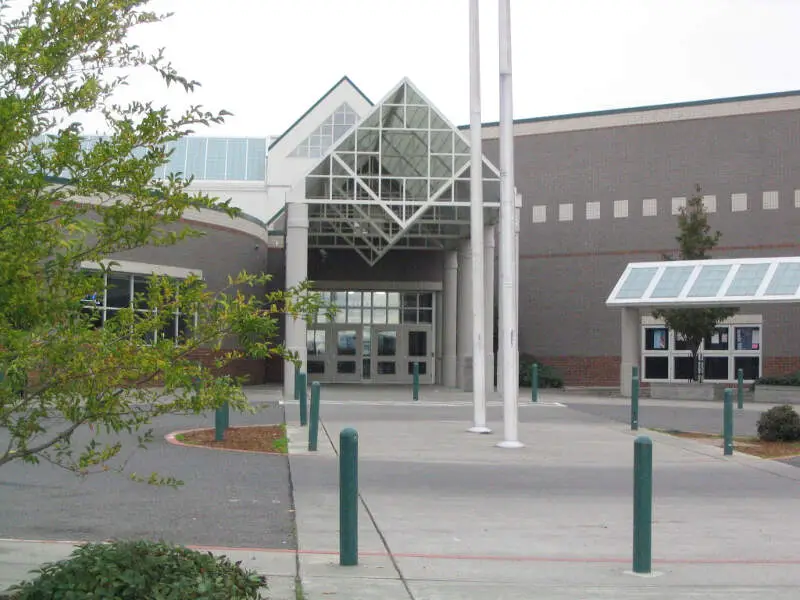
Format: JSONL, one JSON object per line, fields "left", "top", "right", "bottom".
{"left": 408, "top": 361, "right": 427, "bottom": 375}
{"left": 205, "top": 138, "right": 227, "bottom": 180}
{"left": 185, "top": 137, "right": 206, "bottom": 179}
{"left": 347, "top": 309, "right": 362, "bottom": 324}
{"left": 308, "top": 360, "right": 325, "bottom": 374}
{"left": 226, "top": 139, "right": 247, "bottom": 180}
{"left": 388, "top": 292, "right": 400, "bottom": 308}
{"left": 419, "top": 293, "right": 433, "bottom": 308}
{"left": 734, "top": 356, "right": 760, "bottom": 380}
{"left": 337, "top": 330, "right": 357, "bottom": 355}
{"left": 704, "top": 356, "right": 729, "bottom": 380}
{"left": 418, "top": 309, "right": 433, "bottom": 324}
{"left": 674, "top": 356, "right": 695, "bottom": 380}
{"left": 377, "top": 361, "right": 396, "bottom": 375}
{"left": 408, "top": 331, "right": 427, "bottom": 356}
{"left": 347, "top": 291, "right": 362, "bottom": 307}
{"left": 372, "top": 292, "right": 387, "bottom": 307}
{"left": 377, "top": 331, "right": 397, "bottom": 356}
{"left": 402, "top": 293, "right": 418, "bottom": 309}
{"left": 246, "top": 138, "right": 266, "bottom": 181}
{"left": 402, "top": 308, "right": 417, "bottom": 323}
{"left": 645, "top": 356, "right": 668, "bottom": 379}
{"left": 337, "top": 361, "right": 356, "bottom": 374}
{"left": 387, "top": 309, "right": 400, "bottom": 324}
{"left": 106, "top": 275, "right": 130, "bottom": 308}
{"left": 734, "top": 327, "right": 760, "bottom": 350}
{"left": 133, "top": 275, "right": 150, "bottom": 309}
{"left": 307, "top": 330, "right": 326, "bottom": 355}
{"left": 674, "top": 332, "right": 690, "bottom": 351}
{"left": 725, "top": 263, "right": 770, "bottom": 296}
{"left": 645, "top": 327, "right": 668, "bottom": 351}
{"left": 703, "top": 327, "right": 729, "bottom": 351}
{"left": 362, "top": 358, "right": 371, "bottom": 378}
{"left": 372, "top": 308, "right": 386, "bottom": 324}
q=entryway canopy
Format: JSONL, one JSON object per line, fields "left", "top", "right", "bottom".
{"left": 298, "top": 78, "right": 501, "bottom": 266}
{"left": 606, "top": 256, "right": 800, "bottom": 309}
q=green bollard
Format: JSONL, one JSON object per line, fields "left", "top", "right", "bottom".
{"left": 737, "top": 369, "right": 744, "bottom": 409}
{"left": 294, "top": 369, "right": 300, "bottom": 401}
{"left": 309, "top": 382, "right": 321, "bottom": 451}
{"left": 531, "top": 363, "right": 539, "bottom": 403}
{"left": 412, "top": 362, "right": 419, "bottom": 401}
{"left": 724, "top": 388, "right": 734, "bottom": 456}
{"left": 632, "top": 435, "right": 653, "bottom": 574}
{"left": 299, "top": 372, "right": 308, "bottom": 427}
{"left": 339, "top": 428, "right": 359, "bottom": 566}
{"left": 214, "top": 402, "right": 228, "bottom": 442}
{"left": 631, "top": 365, "right": 640, "bottom": 431}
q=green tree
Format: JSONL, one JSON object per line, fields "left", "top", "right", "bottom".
{"left": 0, "top": 0, "right": 320, "bottom": 482}
{"left": 653, "top": 184, "right": 738, "bottom": 381}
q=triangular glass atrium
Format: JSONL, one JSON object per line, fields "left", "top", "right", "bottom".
{"left": 302, "top": 79, "right": 500, "bottom": 265}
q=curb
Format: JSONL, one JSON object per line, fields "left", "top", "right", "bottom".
{"left": 164, "top": 425, "right": 287, "bottom": 456}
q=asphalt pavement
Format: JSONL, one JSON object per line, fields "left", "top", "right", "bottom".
{"left": 0, "top": 401, "right": 295, "bottom": 550}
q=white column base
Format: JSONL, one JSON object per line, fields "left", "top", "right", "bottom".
{"left": 467, "top": 426, "right": 492, "bottom": 434}
{"left": 496, "top": 440, "right": 525, "bottom": 449}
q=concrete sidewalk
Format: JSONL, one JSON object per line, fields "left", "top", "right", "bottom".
{"left": 287, "top": 388, "right": 800, "bottom": 599}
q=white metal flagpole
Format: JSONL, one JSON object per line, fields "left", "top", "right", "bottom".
{"left": 496, "top": 0, "right": 523, "bottom": 448}
{"left": 468, "top": 0, "right": 489, "bottom": 434}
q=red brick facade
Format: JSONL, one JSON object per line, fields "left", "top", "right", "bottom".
{"left": 187, "top": 349, "right": 268, "bottom": 385}
{"left": 763, "top": 357, "right": 800, "bottom": 378}
{"left": 537, "top": 356, "right": 621, "bottom": 387}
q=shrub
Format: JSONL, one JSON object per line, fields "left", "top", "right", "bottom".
{"left": 519, "top": 353, "right": 564, "bottom": 389}
{"left": 8, "top": 539, "right": 267, "bottom": 599}
{"left": 756, "top": 405, "right": 800, "bottom": 442}
{"left": 756, "top": 371, "right": 800, "bottom": 386}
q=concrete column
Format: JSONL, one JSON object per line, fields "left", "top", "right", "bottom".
{"left": 456, "top": 239, "right": 473, "bottom": 391}
{"left": 283, "top": 202, "right": 309, "bottom": 399}
{"left": 442, "top": 250, "right": 458, "bottom": 387}
{"left": 484, "top": 225, "right": 496, "bottom": 395}
{"left": 620, "top": 307, "right": 641, "bottom": 397}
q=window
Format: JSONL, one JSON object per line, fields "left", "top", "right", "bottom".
{"left": 642, "top": 198, "right": 657, "bottom": 217}
{"left": 81, "top": 270, "right": 192, "bottom": 342}
{"left": 532, "top": 205, "right": 547, "bottom": 223}
{"left": 641, "top": 320, "right": 761, "bottom": 382}
{"left": 763, "top": 191, "right": 779, "bottom": 210}
{"left": 731, "top": 193, "right": 748, "bottom": 212}
{"left": 586, "top": 201, "right": 600, "bottom": 220}
{"left": 290, "top": 103, "right": 359, "bottom": 158}
{"left": 613, "top": 200, "right": 628, "bottom": 219}
{"left": 671, "top": 197, "right": 686, "bottom": 215}
{"left": 558, "top": 203, "right": 573, "bottom": 222}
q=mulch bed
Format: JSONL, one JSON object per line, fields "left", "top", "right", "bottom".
{"left": 176, "top": 425, "right": 287, "bottom": 454}
{"left": 666, "top": 430, "right": 800, "bottom": 459}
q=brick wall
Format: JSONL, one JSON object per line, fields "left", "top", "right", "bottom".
{"left": 763, "top": 357, "right": 800, "bottom": 378}
{"left": 537, "top": 355, "right": 621, "bottom": 386}
{"left": 187, "top": 349, "right": 267, "bottom": 385}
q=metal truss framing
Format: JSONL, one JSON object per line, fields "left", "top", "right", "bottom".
{"left": 300, "top": 79, "right": 501, "bottom": 266}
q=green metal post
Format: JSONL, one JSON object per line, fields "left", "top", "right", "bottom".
{"left": 724, "top": 388, "right": 734, "bottom": 456}
{"left": 214, "top": 404, "right": 226, "bottom": 442}
{"left": 309, "top": 382, "right": 321, "bottom": 451}
{"left": 632, "top": 435, "right": 653, "bottom": 574}
{"left": 412, "top": 362, "right": 419, "bottom": 401}
{"left": 299, "top": 372, "right": 308, "bottom": 427}
{"left": 294, "top": 369, "right": 300, "bottom": 401}
{"left": 531, "top": 363, "right": 539, "bottom": 403}
{"left": 631, "top": 365, "right": 640, "bottom": 431}
{"left": 339, "top": 428, "right": 359, "bottom": 566}
{"left": 737, "top": 369, "right": 744, "bottom": 409}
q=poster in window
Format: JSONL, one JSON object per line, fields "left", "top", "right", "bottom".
{"left": 653, "top": 329, "right": 666, "bottom": 349}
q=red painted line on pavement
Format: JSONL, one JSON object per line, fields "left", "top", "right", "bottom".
{"left": 3, "top": 538, "right": 799, "bottom": 566}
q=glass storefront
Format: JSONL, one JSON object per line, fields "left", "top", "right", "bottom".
{"left": 306, "top": 290, "right": 435, "bottom": 383}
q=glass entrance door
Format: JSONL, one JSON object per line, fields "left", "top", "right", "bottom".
{"left": 407, "top": 328, "right": 433, "bottom": 384}
{"left": 333, "top": 327, "right": 361, "bottom": 383}
{"left": 372, "top": 327, "right": 401, "bottom": 383}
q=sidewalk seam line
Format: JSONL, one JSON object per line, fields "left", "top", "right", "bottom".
{"left": 320, "top": 417, "right": 417, "bottom": 600}
{"left": 283, "top": 403, "right": 304, "bottom": 599}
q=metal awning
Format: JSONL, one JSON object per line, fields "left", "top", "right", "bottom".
{"left": 606, "top": 256, "right": 800, "bottom": 308}
{"left": 295, "top": 78, "right": 500, "bottom": 266}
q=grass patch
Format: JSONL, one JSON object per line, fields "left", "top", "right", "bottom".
{"left": 653, "top": 428, "right": 800, "bottom": 459}
{"left": 271, "top": 423, "right": 288, "bottom": 454}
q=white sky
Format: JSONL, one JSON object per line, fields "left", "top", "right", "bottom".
{"left": 95, "top": 0, "right": 800, "bottom": 137}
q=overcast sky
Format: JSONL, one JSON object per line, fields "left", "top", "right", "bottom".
{"left": 97, "top": 0, "right": 800, "bottom": 137}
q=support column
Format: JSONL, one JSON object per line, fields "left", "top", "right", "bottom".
{"left": 456, "top": 239, "right": 473, "bottom": 391}
{"left": 484, "top": 225, "right": 496, "bottom": 395}
{"left": 283, "top": 202, "right": 309, "bottom": 399}
{"left": 620, "top": 307, "right": 641, "bottom": 397}
{"left": 442, "top": 250, "right": 458, "bottom": 388}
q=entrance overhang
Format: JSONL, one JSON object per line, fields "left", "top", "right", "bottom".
{"left": 290, "top": 78, "right": 501, "bottom": 266}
